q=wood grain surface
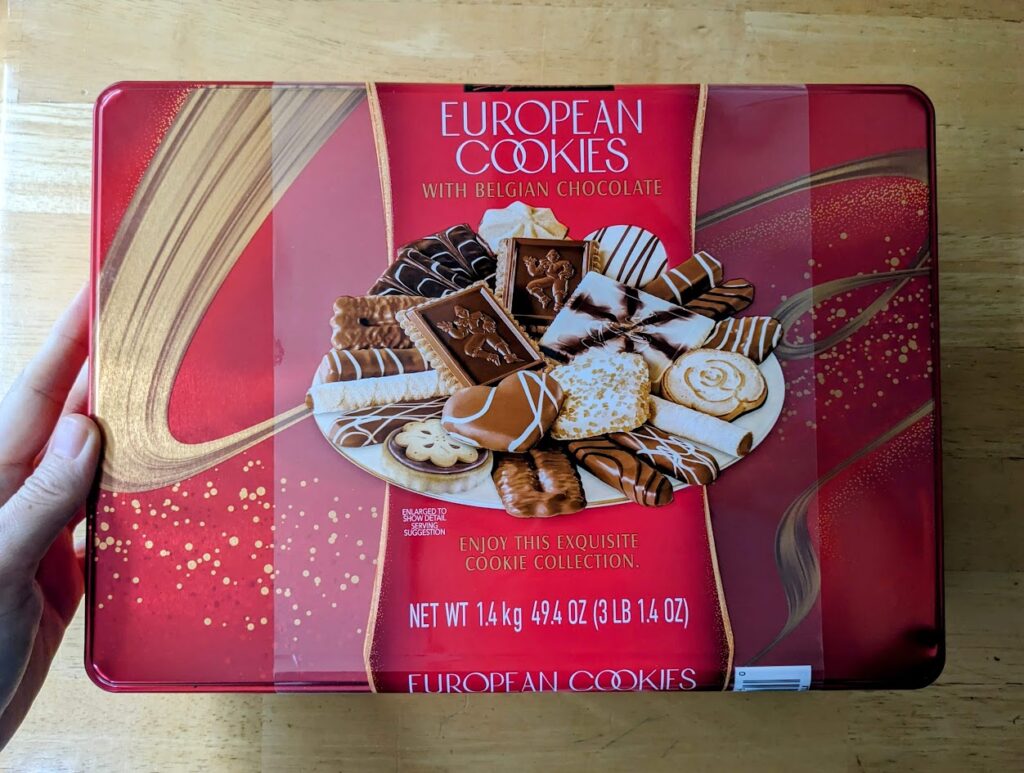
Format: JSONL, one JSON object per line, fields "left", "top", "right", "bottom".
{"left": 1, "top": 1, "right": 1021, "bottom": 771}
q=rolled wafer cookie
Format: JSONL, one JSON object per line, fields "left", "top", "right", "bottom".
{"left": 492, "top": 444, "right": 586, "bottom": 518}
{"left": 307, "top": 370, "right": 453, "bottom": 414}
{"left": 684, "top": 279, "right": 754, "bottom": 320}
{"left": 565, "top": 436, "right": 673, "bottom": 507}
{"left": 315, "top": 347, "right": 429, "bottom": 383}
{"left": 327, "top": 397, "right": 447, "bottom": 448}
{"left": 640, "top": 251, "right": 723, "bottom": 304}
{"left": 704, "top": 316, "right": 782, "bottom": 363}
{"left": 648, "top": 396, "right": 753, "bottom": 457}
{"left": 331, "top": 295, "right": 427, "bottom": 349}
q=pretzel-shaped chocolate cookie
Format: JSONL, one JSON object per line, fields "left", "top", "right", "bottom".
{"left": 492, "top": 444, "right": 586, "bottom": 518}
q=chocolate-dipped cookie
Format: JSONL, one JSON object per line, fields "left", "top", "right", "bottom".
{"left": 640, "top": 251, "right": 723, "bottom": 304}
{"left": 704, "top": 316, "right": 782, "bottom": 363}
{"left": 495, "top": 237, "right": 598, "bottom": 329}
{"left": 587, "top": 224, "right": 667, "bottom": 289}
{"left": 327, "top": 397, "right": 447, "bottom": 449}
{"left": 380, "top": 419, "right": 493, "bottom": 495}
{"left": 684, "top": 279, "right": 754, "bottom": 320}
{"left": 492, "top": 443, "right": 586, "bottom": 518}
{"left": 369, "top": 224, "right": 496, "bottom": 297}
{"left": 442, "top": 371, "right": 563, "bottom": 453}
{"left": 565, "top": 436, "right": 674, "bottom": 507}
{"left": 331, "top": 295, "right": 426, "bottom": 349}
{"left": 315, "top": 347, "right": 429, "bottom": 383}
{"left": 608, "top": 424, "right": 719, "bottom": 486}
{"left": 397, "top": 282, "right": 544, "bottom": 388}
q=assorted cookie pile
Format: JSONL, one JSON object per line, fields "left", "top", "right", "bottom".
{"left": 308, "top": 201, "right": 784, "bottom": 518}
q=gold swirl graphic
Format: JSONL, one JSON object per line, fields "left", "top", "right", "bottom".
{"left": 690, "top": 84, "right": 708, "bottom": 255}
{"left": 696, "top": 149, "right": 928, "bottom": 230}
{"left": 696, "top": 149, "right": 934, "bottom": 662}
{"left": 366, "top": 82, "right": 395, "bottom": 261}
{"left": 773, "top": 245, "right": 931, "bottom": 360}
{"left": 745, "top": 399, "right": 934, "bottom": 666}
{"left": 95, "top": 86, "right": 366, "bottom": 492}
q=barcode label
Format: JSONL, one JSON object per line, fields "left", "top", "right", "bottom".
{"left": 733, "top": 665, "right": 811, "bottom": 692}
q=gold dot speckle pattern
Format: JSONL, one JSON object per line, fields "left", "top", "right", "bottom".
{"left": 91, "top": 444, "right": 387, "bottom": 677}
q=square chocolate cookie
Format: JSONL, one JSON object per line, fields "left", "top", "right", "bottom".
{"left": 495, "top": 238, "right": 599, "bottom": 328}
{"left": 397, "top": 282, "right": 544, "bottom": 388}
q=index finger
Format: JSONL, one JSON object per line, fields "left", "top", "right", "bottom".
{"left": 0, "top": 286, "right": 90, "bottom": 496}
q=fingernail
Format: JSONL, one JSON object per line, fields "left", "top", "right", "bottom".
{"left": 51, "top": 415, "right": 91, "bottom": 459}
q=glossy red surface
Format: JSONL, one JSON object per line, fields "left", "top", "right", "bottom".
{"left": 88, "top": 83, "right": 942, "bottom": 691}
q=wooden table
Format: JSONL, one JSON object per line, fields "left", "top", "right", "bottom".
{"left": 1, "top": 2, "right": 1021, "bottom": 770}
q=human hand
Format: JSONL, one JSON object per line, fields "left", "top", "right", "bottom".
{"left": 0, "top": 288, "right": 100, "bottom": 750}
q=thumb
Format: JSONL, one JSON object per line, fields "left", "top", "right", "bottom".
{"left": 0, "top": 415, "right": 101, "bottom": 578}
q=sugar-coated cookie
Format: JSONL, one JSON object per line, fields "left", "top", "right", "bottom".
{"left": 549, "top": 352, "right": 650, "bottom": 440}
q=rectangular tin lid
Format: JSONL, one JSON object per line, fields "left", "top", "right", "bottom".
{"left": 88, "top": 83, "right": 942, "bottom": 692}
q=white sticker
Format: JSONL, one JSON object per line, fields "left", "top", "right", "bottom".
{"left": 733, "top": 665, "right": 811, "bottom": 692}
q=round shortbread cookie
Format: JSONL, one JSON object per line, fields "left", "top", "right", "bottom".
{"left": 661, "top": 349, "right": 766, "bottom": 421}
{"left": 380, "top": 420, "right": 493, "bottom": 495}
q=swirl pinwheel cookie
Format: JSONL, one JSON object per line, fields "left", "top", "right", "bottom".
{"left": 661, "top": 349, "right": 767, "bottom": 421}
{"left": 539, "top": 272, "right": 714, "bottom": 385}
{"left": 381, "top": 419, "right": 493, "bottom": 494}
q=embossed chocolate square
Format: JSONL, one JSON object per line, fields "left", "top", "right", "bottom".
{"left": 397, "top": 281, "right": 544, "bottom": 388}
{"left": 495, "top": 237, "right": 599, "bottom": 327}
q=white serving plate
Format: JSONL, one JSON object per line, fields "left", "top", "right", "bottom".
{"left": 312, "top": 355, "right": 784, "bottom": 510}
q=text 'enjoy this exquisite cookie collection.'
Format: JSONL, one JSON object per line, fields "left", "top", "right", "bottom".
{"left": 308, "top": 200, "right": 786, "bottom": 517}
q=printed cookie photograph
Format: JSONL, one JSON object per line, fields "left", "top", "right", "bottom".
{"left": 307, "top": 217, "right": 784, "bottom": 515}
{"left": 81, "top": 83, "right": 943, "bottom": 700}
{"left": 3, "top": 4, "right": 1022, "bottom": 772}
